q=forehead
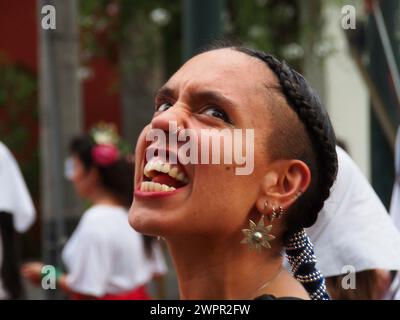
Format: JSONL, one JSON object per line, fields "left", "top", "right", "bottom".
{"left": 165, "top": 49, "right": 276, "bottom": 97}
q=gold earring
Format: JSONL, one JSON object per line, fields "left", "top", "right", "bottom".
{"left": 240, "top": 201, "right": 276, "bottom": 251}
{"left": 271, "top": 205, "right": 284, "bottom": 220}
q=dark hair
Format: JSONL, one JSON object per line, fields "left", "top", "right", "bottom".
{"left": 232, "top": 47, "right": 338, "bottom": 300}
{"left": 0, "top": 212, "right": 25, "bottom": 299}
{"left": 69, "top": 135, "right": 133, "bottom": 208}
{"left": 233, "top": 47, "right": 338, "bottom": 237}
{"left": 232, "top": 47, "right": 338, "bottom": 241}
{"left": 69, "top": 134, "right": 155, "bottom": 257}
{"left": 198, "top": 45, "right": 337, "bottom": 300}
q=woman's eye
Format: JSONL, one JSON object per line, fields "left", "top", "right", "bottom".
{"left": 202, "top": 107, "right": 230, "bottom": 123}
{"left": 157, "top": 102, "right": 173, "bottom": 112}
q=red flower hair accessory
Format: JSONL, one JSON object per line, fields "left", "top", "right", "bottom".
{"left": 90, "top": 123, "right": 121, "bottom": 166}
{"left": 91, "top": 144, "right": 120, "bottom": 166}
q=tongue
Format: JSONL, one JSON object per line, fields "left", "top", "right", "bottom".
{"left": 151, "top": 173, "right": 183, "bottom": 188}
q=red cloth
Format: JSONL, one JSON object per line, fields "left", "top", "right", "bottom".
{"left": 70, "top": 285, "right": 151, "bottom": 300}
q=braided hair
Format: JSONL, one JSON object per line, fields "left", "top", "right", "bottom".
{"left": 233, "top": 47, "right": 338, "bottom": 236}
{"left": 233, "top": 47, "right": 338, "bottom": 300}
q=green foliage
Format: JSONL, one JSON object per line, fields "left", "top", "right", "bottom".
{"left": 79, "top": 0, "right": 342, "bottom": 81}
{"left": 0, "top": 64, "right": 37, "bottom": 117}
{"left": 225, "top": 0, "right": 303, "bottom": 69}
{"left": 79, "top": 0, "right": 181, "bottom": 69}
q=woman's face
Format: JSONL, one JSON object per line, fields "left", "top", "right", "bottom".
{"left": 129, "top": 49, "right": 280, "bottom": 241}
{"left": 69, "top": 155, "right": 95, "bottom": 199}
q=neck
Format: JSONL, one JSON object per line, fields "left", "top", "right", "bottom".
{"left": 88, "top": 187, "right": 121, "bottom": 207}
{"left": 166, "top": 236, "right": 284, "bottom": 300}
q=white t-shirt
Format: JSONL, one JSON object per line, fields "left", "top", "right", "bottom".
{"left": 62, "top": 205, "right": 167, "bottom": 297}
{"left": 0, "top": 142, "right": 35, "bottom": 233}
{"left": 0, "top": 141, "right": 36, "bottom": 299}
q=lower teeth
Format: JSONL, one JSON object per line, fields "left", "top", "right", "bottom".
{"left": 141, "top": 181, "right": 176, "bottom": 192}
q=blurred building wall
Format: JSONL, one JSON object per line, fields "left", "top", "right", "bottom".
{"left": 0, "top": 0, "right": 38, "bottom": 68}
{"left": 0, "top": 0, "right": 125, "bottom": 259}
{"left": 82, "top": 58, "right": 121, "bottom": 130}
{"left": 0, "top": 0, "right": 123, "bottom": 136}
{"left": 0, "top": 1, "right": 124, "bottom": 200}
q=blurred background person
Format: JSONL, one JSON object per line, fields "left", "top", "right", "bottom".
{"left": 22, "top": 124, "right": 167, "bottom": 299}
{"left": 388, "top": 126, "right": 400, "bottom": 299}
{"left": 390, "top": 126, "right": 400, "bottom": 230}
{"left": 0, "top": 141, "right": 36, "bottom": 299}
{"left": 306, "top": 146, "right": 400, "bottom": 300}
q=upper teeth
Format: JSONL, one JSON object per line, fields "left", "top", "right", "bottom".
{"left": 143, "top": 158, "right": 189, "bottom": 184}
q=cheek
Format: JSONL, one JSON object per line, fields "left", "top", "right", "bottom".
{"left": 72, "top": 167, "right": 90, "bottom": 193}
{"left": 71, "top": 171, "right": 81, "bottom": 186}
{"left": 191, "top": 164, "right": 259, "bottom": 235}
{"left": 72, "top": 176, "right": 85, "bottom": 192}
{"left": 185, "top": 129, "right": 261, "bottom": 233}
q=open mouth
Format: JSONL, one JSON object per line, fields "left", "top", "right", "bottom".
{"left": 140, "top": 157, "right": 189, "bottom": 193}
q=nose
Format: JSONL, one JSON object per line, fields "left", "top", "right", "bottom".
{"left": 145, "top": 105, "right": 187, "bottom": 162}
{"left": 150, "top": 104, "right": 187, "bottom": 133}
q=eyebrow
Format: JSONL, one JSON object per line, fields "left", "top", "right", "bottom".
{"left": 156, "top": 86, "right": 176, "bottom": 100}
{"left": 155, "top": 86, "right": 238, "bottom": 109}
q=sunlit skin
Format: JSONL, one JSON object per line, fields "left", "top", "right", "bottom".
{"left": 129, "top": 48, "right": 312, "bottom": 300}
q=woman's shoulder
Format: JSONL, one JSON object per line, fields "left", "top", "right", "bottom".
{"left": 79, "top": 205, "right": 140, "bottom": 242}
{"left": 76, "top": 205, "right": 126, "bottom": 234}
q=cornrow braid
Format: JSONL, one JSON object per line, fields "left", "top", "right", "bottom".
{"left": 230, "top": 47, "right": 338, "bottom": 300}
{"left": 234, "top": 47, "right": 338, "bottom": 233}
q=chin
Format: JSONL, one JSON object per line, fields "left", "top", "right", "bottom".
{"left": 129, "top": 205, "right": 157, "bottom": 236}
{"left": 130, "top": 199, "right": 204, "bottom": 240}
{"left": 128, "top": 201, "right": 175, "bottom": 237}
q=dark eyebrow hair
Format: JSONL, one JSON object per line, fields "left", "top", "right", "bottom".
{"left": 193, "top": 90, "right": 237, "bottom": 109}
{"left": 155, "top": 85, "right": 237, "bottom": 109}
{"left": 155, "top": 86, "right": 176, "bottom": 100}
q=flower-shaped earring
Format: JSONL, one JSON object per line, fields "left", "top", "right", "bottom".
{"left": 240, "top": 214, "right": 275, "bottom": 251}
{"left": 241, "top": 201, "right": 282, "bottom": 251}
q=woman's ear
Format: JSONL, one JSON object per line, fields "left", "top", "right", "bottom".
{"left": 256, "top": 160, "right": 311, "bottom": 213}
